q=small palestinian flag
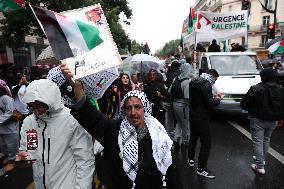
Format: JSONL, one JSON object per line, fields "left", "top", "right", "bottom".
{"left": 30, "top": 5, "right": 103, "bottom": 60}
{"left": 191, "top": 7, "right": 197, "bottom": 24}
{"left": 0, "top": 0, "right": 25, "bottom": 12}
{"left": 267, "top": 35, "right": 284, "bottom": 55}
{"left": 187, "top": 8, "right": 193, "bottom": 33}
{"left": 187, "top": 7, "right": 197, "bottom": 33}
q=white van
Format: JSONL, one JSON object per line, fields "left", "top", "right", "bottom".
{"left": 196, "top": 51, "right": 263, "bottom": 114}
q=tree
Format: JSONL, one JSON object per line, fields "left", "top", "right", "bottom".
{"left": 156, "top": 39, "right": 180, "bottom": 58}
{"left": 129, "top": 40, "right": 143, "bottom": 55}
{"left": 0, "top": 0, "right": 132, "bottom": 50}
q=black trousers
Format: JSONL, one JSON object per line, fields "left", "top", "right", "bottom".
{"left": 187, "top": 117, "right": 211, "bottom": 169}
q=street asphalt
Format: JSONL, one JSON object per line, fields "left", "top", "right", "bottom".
{"left": 0, "top": 114, "right": 283, "bottom": 189}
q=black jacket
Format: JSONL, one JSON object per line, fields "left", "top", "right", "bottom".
{"left": 208, "top": 44, "right": 221, "bottom": 52}
{"left": 11, "top": 84, "right": 29, "bottom": 99}
{"left": 189, "top": 77, "right": 220, "bottom": 120}
{"left": 143, "top": 81, "right": 167, "bottom": 107}
{"left": 70, "top": 100, "right": 178, "bottom": 189}
{"left": 165, "top": 69, "right": 180, "bottom": 88}
{"left": 240, "top": 82, "right": 284, "bottom": 121}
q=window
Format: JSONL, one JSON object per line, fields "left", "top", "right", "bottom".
{"left": 264, "top": 0, "right": 272, "bottom": 9}
{"left": 229, "top": 5, "right": 232, "bottom": 11}
{"left": 261, "top": 35, "right": 268, "bottom": 46}
{"left": 13, "top": 46, "right": 31, "bottom": 68}
{"left": 262, "top": 16, "right": 270, "bottom": 26}
{"left": 201, "top": 57, "right": 209, "bottom": 70}
{"left": 241, "top": 37, "right": 245, "bottom": 46}
{"left": 209, "top": 55, "right": 262, "bottom": 76}
{"left": 199, "top": 57, "right": 209, "bottom": 75}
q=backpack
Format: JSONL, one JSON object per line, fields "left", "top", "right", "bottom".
{"left": 256, "top": 84, "right": 284, "bottom": 121}
{"left": 170, "top": 77, "right": 188, "bottom": 99}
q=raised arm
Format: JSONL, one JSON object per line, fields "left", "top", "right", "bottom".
{"left": 60, "top": 63, "right": 118, "bottom": 145}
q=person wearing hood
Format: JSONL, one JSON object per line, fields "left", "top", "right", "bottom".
{"left": 171, "top": 63, "right": 194, "bottom": 149}
{"left": 60, "top": 63, "right": 176, "bottom": 189}
{"left": 0, "top": 79, "right": 19, "bottom": 163}
{"left": 17, "top": 79, "right": 95, "bottom": 189}
{"left": 187, "top": 69, "right": 221, "bottom": 179}
{"left": 240, "top": 68, "right": 284, "bottom": 175}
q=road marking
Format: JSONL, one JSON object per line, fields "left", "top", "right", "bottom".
{"left": 227, "top": 120, "right": 284, "bottom": 165}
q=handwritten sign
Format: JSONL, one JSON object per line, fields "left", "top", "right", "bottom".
{"left": 62, "top": 4, "right": 122, "bottom": 80}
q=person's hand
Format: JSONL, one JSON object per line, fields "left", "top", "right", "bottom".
{"left": 215, "top": 92, "right": 224, "bottom": 100}
{"left": 60, "top": 63, "right": 85, "bottom": 102}
{"left": 156, "top": 91, "right": 162, "bottom": 98}
{"left": 4, "top": 164, "right": 14, "bottom": 172}
{"left": 15, "top": 151, "right": 28, "bottom": 161}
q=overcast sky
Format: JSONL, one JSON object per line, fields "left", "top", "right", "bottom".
{"left": 120, "top": 0, "right": 195, "bottom": 54}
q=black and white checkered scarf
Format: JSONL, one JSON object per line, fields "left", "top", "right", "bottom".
{"left": 200, "top": 73, "right": 215, "bottom": 85}
{"left": 118, "top": 90, "right": 172, "bottom": 186}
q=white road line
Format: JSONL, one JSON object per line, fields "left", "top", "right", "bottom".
{"left": 227, "top": 120, "right": 284, "bottom": 165}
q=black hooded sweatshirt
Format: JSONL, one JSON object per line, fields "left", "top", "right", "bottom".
{"left": 189, "top": 77, "right": 220, "bottom": 120}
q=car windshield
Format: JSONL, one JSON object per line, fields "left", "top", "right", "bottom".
{"left": 209, "top": 55, "right": 262, "bottom": 76}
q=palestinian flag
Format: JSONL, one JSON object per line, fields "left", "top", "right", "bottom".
{"left": 0, "top": 0, "right": 25, "bottom": 12}
{"left": 187, "top": 7, "right": 197, "bottom": 33}
{"left": 187, "top": 8, "right": 193, "bottom": 33}
{"left": 30, "top": 5, "right": 103, "bottom": 60}
{"left": 191, "top": 7, "right": 197, "bottom": 24}
{"left": 267, "top": 35, "right": 284, "bottom": 55}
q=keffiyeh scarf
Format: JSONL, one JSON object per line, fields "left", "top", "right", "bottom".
{"left": 118, "top": 90, "right": 173, "bottom": 187}
{"left": 200, "top": 73, "right": 215, "bottom": 85}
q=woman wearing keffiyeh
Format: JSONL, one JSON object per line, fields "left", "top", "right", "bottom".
{"left": 61, "top": 64, "right": 176, "bottom": 189}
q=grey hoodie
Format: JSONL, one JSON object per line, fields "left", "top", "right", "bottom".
{"left": 0, "top": 95, "right": 18, "bottom": 134}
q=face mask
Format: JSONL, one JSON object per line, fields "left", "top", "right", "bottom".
{"left": 36, "top": 111, "right": 50, "bottom": 119}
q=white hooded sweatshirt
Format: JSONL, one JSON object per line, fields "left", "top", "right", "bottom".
{"left": 20, "top": 79, "right": 95, "bottom": 189}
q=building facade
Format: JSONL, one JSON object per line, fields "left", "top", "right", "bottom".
{"left": 194, "top": 0, "right": 284, "bottom": 53}
{"left": 0, "top": 12, "right": 49, "bottom": 68}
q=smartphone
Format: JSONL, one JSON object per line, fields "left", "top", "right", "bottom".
{"left": 13, "top": 159, "right": 36, "bottom": 164}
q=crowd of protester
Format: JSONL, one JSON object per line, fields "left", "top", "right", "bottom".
{"left": 0, "top": 51, "right": 283, "bottom": 188}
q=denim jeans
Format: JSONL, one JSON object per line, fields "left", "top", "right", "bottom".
{"left": 173, "top": 102, "right": 190, "bottom": 144}
{"left": 250, "top": 118, "right": 276, "bottom": 169}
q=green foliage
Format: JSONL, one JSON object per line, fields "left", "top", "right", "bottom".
{"left": 129, "top": 40, "right": 143, "bottom": 55}
{"left": 156, "top": 39, "right": 180, "bottom": 58}
{"left": 0, "top": 0, "right": 132, "bottom": 51}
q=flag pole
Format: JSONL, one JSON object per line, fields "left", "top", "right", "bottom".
{"left": 245, "top": 10, "right": 249, "bottom": 48}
